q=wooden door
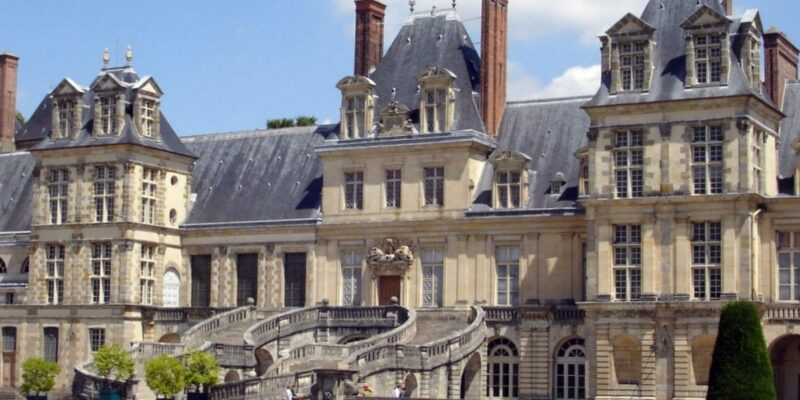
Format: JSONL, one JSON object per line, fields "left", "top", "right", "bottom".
{"left": 378, "top": 276, "right": 401, "bottom": 305}
{"left": 2, "top": 353, "right": 15, "bottom": 387}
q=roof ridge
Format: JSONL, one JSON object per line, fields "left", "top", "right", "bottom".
{"left": 0, "top": 150, "right": 31, "bottom": 158}
{"left": 507, "top": 96, "right": 592, "bottom": 106}
{"left": 181, "top": 124, "right": 337, "bottom": 142}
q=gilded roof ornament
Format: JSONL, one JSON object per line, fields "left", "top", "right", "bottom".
{"left": 102, "top": 48, "right": 110, "bottom": 67}
{"left": 125, "top": 45, "right": 133, "bottom": 65}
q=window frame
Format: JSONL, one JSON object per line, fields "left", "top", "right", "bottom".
{"left": 486, "top": 338, "right": 519, "bottom": 399}
{"left": 141, "top": 167, "right": 158, "bottom": 224}
{"left": 385, "top": 169, "right": 402, "bottom": 209}
{"left": 694, "top": 34, "right": 724, "bottom": 85}
{"left": 91, "top": 242, "right": 112, "bottom": 304}
{"left": 343, "top": 95, "right": 367, "bottom": 139}
{"left": 43, "top": 327, "right": 59, "bottom": 363}
{"left": 344, "top": 171, "right": 364, "bottom": 210}
{"left": 140, "top": 98, "right": 157, "bottom": 138}
{"left": 613, "top": 130, "right": 644, "bottom": 199}
{"left": 495, "top": 170, "right": 522, "bottom": 209}
{"left": 613, "top": 224, "right": 642, "bottom": 302}
{"left": 49, "top": 169, "right": 69, "bottom": 225}
{"left": 57, "top": 98, "right": 76, "bottom": 139}
{"left": 423, "top": 166, "right": 445, "bottom": 207}
{"left": 619, "top": 41, "right": 647, "bottom": 91}
{"left": 89, "top": 328, "right": 106, "bottom": 352}
{"left": 752, "top": 130, "right": 764, "bottom": 194}
{"left": 692, "top": 221, "right": 722, "bottom": 300}
{"left": 140, "top": 245, "right": 156, "bottom": 305}
{"left": 421, "top": 248, "right": 444, "bottom": 308}
{"left": 777, "top": 232, "right": 800, "bottom": 302}
{"left": 99, "top": 96, "right": 117, "bottom": 135}
{"left": 46, "top": 245, "right": 65, "bottom": 305}
{"left": 495, "top": 246, "right": 520, "bottom": 306}
{"left": 94, "top": 166, "right": 116, "bottom": 223}
{"left": 691, "top": 125, "right": 725, "bottom": 195}
{"left": 341, "top": 249, "right": 363, "bottom": 306}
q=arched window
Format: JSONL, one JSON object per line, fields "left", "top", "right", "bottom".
{"left": 20, "top": 258, "right": 29, "bottom": 274}
{"left": 162, "top": 268, "right": 181, "bottom": 308}
{"left": 486, "top": 338, "right": 518, "bottom": 399}
{"left": 612, "top": 335, "right": 641, "bottom": 384}
{"left": 0, "top": 258, "right": 6, "bottom": 274}
{"left": 555, "top": 338, "right": 586, "bottom": 400}
{"left": 691, "top": 335, "right": 715, "bottom": 386}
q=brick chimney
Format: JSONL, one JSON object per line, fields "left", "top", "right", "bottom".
{"left": 0, "top": 53, "right": 18, "bottom": 153}
{"left": 720, "top": 0, "right": 733, "bottom": 16}
{"left": 354, "top": 0, "right": 386, "bottom": 77}
{"left": 481, "top": 0, "right": 508, "bottom": 137}
{"left": 764, "top": 28, "right": 799, "bottom": 108}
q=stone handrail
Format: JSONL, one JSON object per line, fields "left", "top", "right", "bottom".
{"left": 135, "top": 341, "right": 186, "bottom": 359}
{"left": 764, "top": 303, "right": 800, "bottom": 322}
{"left": 210, "top": 371, "right": 316, "bottom": 400}
{"left": 182, "top": 305, "right": 256, "bottom": 350}
{"left": 72, "top": 343, "right": 142, "bottom": 400}
{"left": 484, "top": 306, "right": 517, "bottom": 322}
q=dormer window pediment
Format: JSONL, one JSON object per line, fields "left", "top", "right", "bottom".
{"left": 133, "top": 77, "right": 163, "bottom": 140}
{"left": 50, "top": 79, "right": 85, "bottom": 140}
{"left": 90, "top": 73, "right": 126, "bottom": 137}
{"left": 417, "top": 67, "right": 457, "bottom": 133}
{"left": 604, "top": 14, "right": 655, "bottom": 94}
{"left": 336, "top": 75, "right": 376, "bottom": 139}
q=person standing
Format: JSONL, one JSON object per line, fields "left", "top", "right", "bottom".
{"left": 392, "top": 384, "right": 403, "bottom": 398}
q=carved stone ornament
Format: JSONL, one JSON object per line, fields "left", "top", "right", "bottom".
{"left": 367, "top": 238, "right": 414, "bottom": 274}
{"left": 378, "top": 101, "right": 415, "bottom": 136}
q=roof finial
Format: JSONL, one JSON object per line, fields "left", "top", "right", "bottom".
{"left": 409, "top": 0, "right": 415, "bottom": 13}
{"left": 102, "top": 48, "right": 110, "bottom": 67}
{"left": 125, "top": 45, "right": 133, "bottom": 66}
{"left": 431, "top": 0, "right": 436, "bottom": 15}
{"left": 452, "top": 0, "right": 456, "bottom": 9}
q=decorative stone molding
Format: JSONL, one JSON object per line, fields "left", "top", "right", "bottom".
{"left": 367, "top": 238, "right": 414, "bottom": 275}
{"left": 737, "top": 117, "right": 751, "bottom": 133}
{"left": 597, "top": 308, "right": 657, "bottom": 319}
{"left": 378, "top": 101, "right": 414, "bottom": 135}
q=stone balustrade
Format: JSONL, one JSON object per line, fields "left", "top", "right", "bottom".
{"left": 210, "top": 371, "right": 315, "bottom": 400}
{"left": 182, "top": 305, "right": 256, "bottom": 350}
{"left": 764, "top": 303, "right": 800, "bottom": 323}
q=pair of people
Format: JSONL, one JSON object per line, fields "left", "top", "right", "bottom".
{"left": 284, "top": 385, "right": 297, "bottom": 400}
{"left": 392, "top": 384, "right": 406, "bottom": 398}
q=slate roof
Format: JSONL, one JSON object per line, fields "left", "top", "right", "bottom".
{"left": 585, "top": 0, "right": 775, "bottom": 109}
{"left": 470, "top": 97, "right": 591, "bottom": 213}
{"left": 368, "top": 10, "right": 484, "bottom": 133}
{"left": 0, "top": 151, "right": 34, "bottom": 232}
{"left": 15, "top": 66, "right": 195, "bottom": 158}
{"left": 181, "top": 125, "right": 338, "bottom": 228}
{"left": 779, "top": 80, "right": 800, "bottom": 179}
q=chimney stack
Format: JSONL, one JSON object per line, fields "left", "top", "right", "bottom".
{"left": 0, "top": 53, "right": 18, "bottom": 153}
{"left": 764, "top": 28, "right": 799, "bottom": 109}
{"left": 721, "top": 0, "right": 733, "bottom": 16}
{"left": 481, "top": 0, "right": 508, "bottom": 137}
{"left": 354, "top": 0, "right": 386, "bottom": 77}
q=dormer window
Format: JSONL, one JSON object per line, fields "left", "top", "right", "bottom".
{"left": 603, "top": 13, "right": 655, "bottom": 94}
{"left": 620, "top": 42, "right": 647, "bottom": 91}
{"left": 550, "top": 172, "right": 566, "bottom": 195}
{"left": 681, "top": 6, "right": 731, "bottom": 88}
{"left": 489, "top": 151, "right": 530, "bottom": 209}
{"left": 50, "top": 79, "right": 85, "bottom": 140}
{"left": 496, "top": 171, "right": 521, "bottom": 208}
{"left": 132, "top": 77, "right": 164, "bottom": 139}
{"left": 57, "top": 99, "right": 76, "bottom": 138}
{"left": 336, "top": 76, "right": 376, "bottom": 139}
{"left": 140, "top": 98, "right": 157, "bottom": 138}
{"left": 99, "top": 96, "right": 117, "bottom": 135}
{"left": 345, "top": 95, "right": 366, "bottom": 138}
{"left": 694, "top": 34, "right": 723, "bottom": 84}
{"left": 417, "top": 67, "right": 456, "bottom": 133}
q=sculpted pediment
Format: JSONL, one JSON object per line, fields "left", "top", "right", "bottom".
{"left": 367, "top": 238, "right": 414, "bottom": 275}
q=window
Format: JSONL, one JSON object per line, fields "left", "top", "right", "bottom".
{"left": 496, "top": 171, "right": 521, "bottom": 208}
{"left": 190, "top": 255, "right": 211, "bottom": 307}
{"left": 99, "top": 96, "right": 117, "bottom": 134}
{"left": 89, "top": 328, "right": 105, "bottom": 352}
{"left": 141, "top": 168, "right": 157, "bottom": 224}
{"left": 344, "top": 95, "right": 366, "bottom": 139}
{"left": 580, "top": 162, "right": 590, "bottom": 196}
{"left": 486, "top": 338, "right": 519, "bottom": 399}
{"left": 695, "top": 34, "right": 723, "bottom": 84}
{"left": 140, "top": 245, "right": 155, "bottom": 305}
{"left": 341, "top": 250, "right": 362, "bottom": 306}
{"left": 2, "top": 327, "right": 16, "bottom": 352}
{"left": 777, "top": 232, "right": 800, "bottom": 302}
{"left": 620, "top": 41, "right": 647, "bottom": 91}
{"left": 496, "top": 247, "right": 520, "bottom": 306}
{"left": 613, "top": 224, "right": 641, "bottom": 301}
{"left": 21, "top": 258, "right": 29, "bottom": 274}
{"left": 555, "top": 338, "right": 586, "bottom": 400}
{"left": 423, "top": 88, "right": 448, "bottom": 133}
{"left": 57, "top": 99, "right": 76, "bottom": 138}
{"left": 0, "top": 258, "right": 5, "bottom": 274}
{"left": 43, "top": 327, "right": 58, "bottom": 363}
{"left": 424, "top": 167, "right": 445, "bottom": 206}
{"left": 91, "top": 243, "right": 112, "bottom": 304}
{"left": 614, "top": 130, "right": 643, "bottom": 198}
{"left": 385, "top": 169, "right": 402, "bottom": 208}
{"left": 5, "top": 293, "right": 13, "bottom": 305}
{"left": 692, "top": 125, "right": 724, "bottom": 195}
{"left": 141, "top": 99, "right": 157, "bottom": 137}
{"left": 46, "top": 245, "right": 65, "bottom": 305}
{"left": 49, "top": 169, "right": 69, "bottom": 224}
{"left": 752, "top": 131, "right": 763, "bottom": 194}
{"left": 692, "top": 222, "right": 722, "bottom": 300}
{"left": 422, "top": 249, "right": 444, "bottom": 308}
{"left": 612, "top": 335, "right": 641, "bottom": 384}
{"left": 691, "top": 335, "right": 715, "bottom": 385}
{"left": 236, "top": 254, "right": 258, "bottom": 307}
{"left": 344, "top": 171, "right": 364, "bottom": 210}
{"left": 94, "top": 166, "right": 116, "bottom": 222}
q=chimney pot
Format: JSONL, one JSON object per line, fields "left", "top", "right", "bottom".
{"left": 0, "top": 53, "right": 19, "bottom": 153}
{"left": 354, "top": 0, "right": 386, "bottom": 77}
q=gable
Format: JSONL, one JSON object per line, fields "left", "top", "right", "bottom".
{"left": 52, "top": 78, "right": 85, "bottom": 96}
{"left": 681, "top": 5, "right": 730, "bottom": 29}
{"left": 90, "top": 73, "right": 125, "bottom": 92}
{"left": 606, "top": 13, "right": 655, "bottom": 37}
{"left": 133, "top": 76, "right": 164, "bottom": 97}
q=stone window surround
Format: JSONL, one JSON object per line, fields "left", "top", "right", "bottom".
{"left": 141, "top": 167, "right": 158, "bottom": 224}
{"left": 384, "top": 168, "right": 402, "bottom": 209}
{"left": 613, "top": 129, "right": 644, "bottom": 199}
{"left": 684, "top": 30, "right": 731, "bottom": 88}
{"left": 422, "top": 165, "right": 445, "bottom": 208}
{"left": 489, "top": 151, "right": 530, "bottom": 209}
{"left": 134, "top": 94, "right": 161, "bottom": 140}
{"left": 90, "top": 242, "right": 112, "bottom": 304}
{"left": 689, "top": 124, "right": 725, "bottom": 195}
{"left": 607, "top": 36, "right": 654, "bottom": 94}
{"left": 420, "top": 247, "right": 444, "bottom": 308}
{"left": 417, "top": 67, "right": 457, "bottom": 134}
{"left": 48, "top": 168, "right": 70, "bottom": 225}
{"left": 494, "top": 245, "right": 520, "bottom": 306}
{"left": 612, "top": 224, "right": 642, "bottom": 302}
{"left": 93, "top": 165, "right": 117, "bottom": 223}
{"left": 776, "top": 231, "right": 800, "bottom": 302}
{"left": 140, "top": 244, "right": 156, "bottom": 305}
{"left": 51, "top": 95, "right": 82, "bottom": 140}
{"left": 343, "top": 170, "right": 364, "bottom": 211}
{"left": 88, "top": 327, "right": 106, "bottom": 352}
{"left": 336, "top": 76, "right": 376, "bottom": 140}
{"left": 691, "top": 221, "right": 722, "bottom": 301}
{"left": 340, "top": 248, "right": 364, "bottom": 306}
{"left": 93, "top": 93, "right": 125, "bottom": 137}
{"left": 45, "top": 244, "right": 65, "bottom": 305}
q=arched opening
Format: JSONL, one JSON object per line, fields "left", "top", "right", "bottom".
{"left": 404, "top": 374, "right": 418, "bottom": 398}
{"left": 158, "top": 333, "right": 180, "bottom": 343}
{"left": 555, "top": 337, "right": 586, "bottom": 400}
{"left": 612, "top": 334, "right": 641, "bottom": 385}
{"left": 20, "top": 258, "right": 28, "bottom": 274}
{"left": 338, "top": 334, "right": 368, "bottom": 345}
{"left": 224, "top": 370, "right": 240, "bottom": 383}
{"left": 0, "top": 258, "right": 6, "bottom": 274}
{"left": 162, "top": 268, "right": 180, "bottom": 308}
{"left": 486, "top": 337, "right": 518, "bottom": 399}
{"left": 771, "top": 334, "right": 800, "bottom": 400}
{"left": 255, "top": 348, "right": 274, "bottom": 376}
{"left": 460, "top": 352, "right": 481, "bottom": 399}
{"left": 690, "top": 334, "right": 715, "bottom": 386}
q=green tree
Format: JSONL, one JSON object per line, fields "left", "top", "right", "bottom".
{"left": 295, "top": 115, "right": 317, "bottom": 127}
{"left": 19, "top": 358, "right": 60, "bottom": 397}
{"left": 706, "top": 301, "right": 776, "bottom": 400}
{"left": 93, "top": 344, "right": 136, "bottom": 388}
{"left": 184, "top": 351, "right": 219, "bottom": 393}
{"left": 15, "top": 111, "right": 25, "bottom": 127}
{"left": 144, "top": 355, "right": 186, "bottom": 399}
{"left": 266, "top": 118, "right": 295, "bottom": 129}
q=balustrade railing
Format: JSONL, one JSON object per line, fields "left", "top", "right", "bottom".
{"left": 765, "top": 303, "right": 800, "bottom": 322}
{"left": 182, "top": 305, "right": 255, "bottom": 350}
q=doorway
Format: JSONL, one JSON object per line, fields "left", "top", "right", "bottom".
{"left": 2, "top": 327, "right": 16, "bottom": 387}
{"left": 378, "top": 276, "right": 401, "bottom": 305}
{"left": 237, "top": 254, "right": 258, "bottom": 306}
{"left": 772, "top": 335, "right": 800, "bottom": 400}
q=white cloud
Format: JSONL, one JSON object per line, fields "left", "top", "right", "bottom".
{"left": 508, "top": 62, "right": 600, "bottom": 100}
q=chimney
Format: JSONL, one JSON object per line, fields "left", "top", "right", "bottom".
{"left": 481, "top": 0, "right": 508, "bottom": 137}
{"left": 0, "top": 53, "right": 18, "bottom": 153}
{"left": 354, "top": 0, "right": 386, "bottom": 77}
{"left": 721, "top": 0, "right": 733, "bottom": 16}
{"left": 764, "top": 28, "right": 799, "bottom": 109}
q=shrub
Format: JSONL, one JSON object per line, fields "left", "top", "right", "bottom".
{"left": 184, "top": 351, "right": 220, "bottom": 393}
{"left": 706, "top": 301, "right": 776, "bottom": 400}
{"left": 19, "top": 358, "right": 60, "bottom": 396}
{"left": 145, "top": 355, "right": 186, "bottom": 399}
{"left": 93, "top": 344, "right": 136, "bottom": 387}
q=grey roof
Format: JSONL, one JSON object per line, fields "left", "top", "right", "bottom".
{"left": 780, "top": 81, "right": 800, "bottom": 179}
{"left": 368, "top": 11, "right": 484, "bottom": 133}
{"left": 471, "top": 97, "right": 591, "bottom": 212}
{"left": 16, "top": 66, "right": 195, "bottom": 158}
{"left": 181, "top": 125, "right": 338, "bottom": 228}
{"left": 0, "top": 151, "right": 34, "bottom": 232}
{"left": 585, "top": 0, "right": 775, "bottom": 109}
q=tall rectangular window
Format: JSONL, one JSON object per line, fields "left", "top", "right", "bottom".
{"left": 341, "top": 250, "right": 362, "bottom": 306}
{"left": 695, "top": 34, "right": 723, "bottom": 84}
{"left": 496, "top": 171, "right": 522, "bottom": 208}
{"left": 344, "top": 95, "right": 366, "bottom": 139}
{"left": 614, "top": 130, "right": 644, "bottom": 198}
{"left": 141, "top": 99, "right": 156, "bottom": 137}
{"left": 140, "top": 245, "right": 155, "bottom": 305}
{"left": 89, "top": 328, "right": 105, "bottom": 352}
{"left": 613, "top": 225, "right": 642, "bottom": 301}
{"left": 57, "top": 99, "right": 75, "bottom": 138}
{"left": 385, "top": 169, "right": 402, "bottom": 208}
{"left": 423, "top": 88, "right": 447, "bottom": 133}
{"left": 692, "top": 125, "right": 724, "bottom": 195}
{"left": 424, "top": 167, "right": 445, "bottom": 206}
{"left": 422, "top": 249, "right": 444, "bottom": 308}
{"left": 46, "top": 245, "right": 65, "bottom": 305}
{"left": 2, "top": 327, "right": 17, "bottom": 353}
{"left": 496, "top": 247, "right": 520, "bottom": 306}
{"left": 692, "top": 222, "right": 722, "bottom": 300}
{"left": 191, "top": 255, "right": 212, "bottom": 307}
{"left": 620, "top": 41, "right": 647, "bottom": 90}
{"left": 43, "top": 327, "right": 58, "bottom": 363}
{"left": 236, "top": 254, "right": 258, "bottom": 307}
{"left": 344, "top": 171, "right": 364, "bottom": 210}
{"left": 99, "top": 97, "right": 117, "bottom": 134}
{"left": 94, "top": 166, "right": 116, "bottom": 223}
{"left": 91, "top": 243, "right": 112, "bottom": 304}
{"left": 49, "top": 169, "right": 69, "bottom": 225}
{"left": 777, "top": 232, "right": 800, "bottom": 302}
{"left": 752, "top": 131, "right": 763, "bottom": 194}
{"left": 141, "top": 168, "right": 157, "bottom": 224}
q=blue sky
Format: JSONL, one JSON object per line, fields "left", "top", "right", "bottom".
{"left": 1, "top": 0, "right": 798, "bottom": 136}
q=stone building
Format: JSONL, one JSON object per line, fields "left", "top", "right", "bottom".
{"left": 1, "top": 0, "right": 800, "bottom": 399}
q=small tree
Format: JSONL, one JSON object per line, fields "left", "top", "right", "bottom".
{"left": 295, "top": 115, "right": 317, "bottom": 127}
{"left": 15, "top": 111, "right": 25, "bottom": 127}
{"left": 19, "top": 358, "right": 60, "bottom": 398}
{"left": 144, "top": 355, "right": 186, "bottom": 399}
{"left": 706, "top": 301, "right": 776, "bottom": 400}
{"left": 93, "top": 344, "right": 136, "bottom": 390}
{"left": 184, "top": 351, "right": 220, "bottom": 393}
{"left": 266, "top": 118, "right": 295, "bottom": 129}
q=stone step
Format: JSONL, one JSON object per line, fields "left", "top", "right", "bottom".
{"left": 407, "top": 309, "right": 472, "bottom": 345}
{"left": 0, "top": 387, "right": 22, "bottom": 400}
